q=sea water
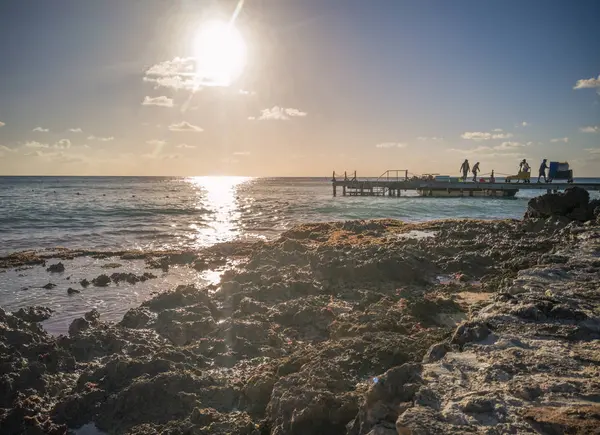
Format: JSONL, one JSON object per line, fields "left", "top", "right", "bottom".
{"left": 1, "top": 176, "right": 598, "bottom": 333}
{"left": 3, "top": 176, "right": 598, "bottom": 255}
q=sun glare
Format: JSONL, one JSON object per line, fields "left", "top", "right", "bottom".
{"left": 194, "top": 20, "right": 246, "bottom": 87}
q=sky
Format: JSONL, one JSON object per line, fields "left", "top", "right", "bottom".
{"left": 0, "top": 0, "right": 599, "bottom": 177}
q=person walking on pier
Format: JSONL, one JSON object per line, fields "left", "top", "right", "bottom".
{"left": 538, "top": 159, "right": 548, "bottom": 183}
{"left": 472, "top": 162, "right": 481, "bottom": 182}
{"left": 460, "top": 159, "right": 470, "bottom": 182}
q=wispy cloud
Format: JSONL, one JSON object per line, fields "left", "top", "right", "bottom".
{"left": 461, "top": 130, "right": 513, "bottom": 140}
{"left": 142, "top": 96, "right": 174, "bottom": 107}
{"left": 0, "top": 121, "right": 5, "bottom": 127}
{"left": 144, "top": 57, "right": 196, "bottom": 91}
{"left": 580, "top": 126, "right": 599, "bottom": 133}
{"left": 233, "top": 151, "right": 251, "bottom": 156}
{"left": 68, "top": 128, "right": 83, "bottom": 133}
{"left": 239, "top": 89, "right": 256, "bottom": 96}
{"left": 494, "top": 141, "right": 525, "bottom": 150}
{"left": 0, "top": 145, "right": 16, "bottom": 156}
{"left": 574, "top": 74, "right": 600, "bottom": 92}
{"left": 417, "top": 136, "right": 443, "bottom": 141}
{"left": 32, "top": 127, "right": 49, "bottom": 132}
{"left": 521, "top": 121, "right": 529, "bottom": 127}
{"left": 176, "top": 143, "right": 196, "bottom": 149}
{"left": 168, "top": 121, "right": 203, "bottom": 132}
{"left": 550, "top": 137, "right": 569, "bottom": 143}
{"left": 585, "top": 148, "right": 600, "bottom": 154}
{"left": 24, "top": 139, "right": 72, "bottom": 150}
{"left": 146, "top": 139, "right": 167, "bottom": 146}
{"left": 24, "top": 141, "right": 49, "bottom": 149}
{"left": 87, "top": 135, "right": 114, "bottom": 141}
{"left": 250, "top": 106, "right": 308, "bottom": 121}
{"left": 375, "top": 142, "right": 407, "bottom": 149}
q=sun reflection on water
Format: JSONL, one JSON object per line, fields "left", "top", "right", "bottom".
{"left": 187, "top": 176, "right": 250, "bottom": 247}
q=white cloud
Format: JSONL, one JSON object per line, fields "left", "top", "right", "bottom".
{"left": 0, "top": 121, "right": 5, "bottom": 127}
{"left": 492, "top": 128, "right": 503, "bottom": 132}
{"left": 32, "top": 127, "right": 49, "bottom": 132}
{"left": 574, "top": 75, "right": 600, "bottom": 90}
{"left": 53, "top": 139, "right": 71, "bottom": 150}
{"left": 375, "top": 142, "right": 407, "bottom": 149}
{"left": 417, "top": 136, "right": 443, "bottom": 141}
{"left": 146, "top": 139, "right": 167, "bottom": 146}
{"left": 26, "top": 150, "right": 85, "bottom": 163}
{"left": 176, "top": 143, "right": 196, "bottom": 149}
{"left": 251, "top": 106, "right": 308, "bottom": 121}
{"left": 239, "top": 89, "right": 256, "bottom": 96}
{"left": 233, "top": 151, "right": 251, "bottom": 156}
{"left": 461, "top": 131, "right": 514, "bottom": 141}
{"left": 144, "top": 57, "right": 197, "bottom": 91}
{"left": 142, "top": 96, "right": 174, "bottom": 107}
{"left": 24, "top": 141, "right": 49, "bottom": 149}
{"left": 521, "top": 122, "right": 529, "bottom": 127}
{"left": 0, "top": 145, "right": 16, "bottom": 156}
{"left": 580, "top": 126, "right": 599, "bottom": 133}
{"left": 494, "top": 141, "right": 525, "bottom": 150}
{"left": 550, "top": 137, "right": 569, "bottom": 143}
{"left": 584, "top": 147, "right": 600, "bottom": 154}
{"left": 87, "top": 135, "right": 114, "bottom": 141}
{"left": 68, "top": 128, "right": 83, "bottom": 133}
{"left": 168, "top": 121, "right": 204, "bottom": 132}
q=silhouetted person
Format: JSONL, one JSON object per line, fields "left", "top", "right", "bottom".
{"left": 490, "top": 170, "right": 495, "bottom": 183}
{"left": 519, "top": 159, "right": 530, "bottom": 173}
{"left": 460, "top": 159, "right": 470, "bottom": 182}
{"left": 538, "top": 159, "right": 548, "bottom": 183}
{"left": 472, "top": 162, "right": 480, "bottom": 182}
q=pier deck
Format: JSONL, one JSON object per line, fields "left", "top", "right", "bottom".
{"left": 332, "top": 170, "right": 600, "bottom": 197}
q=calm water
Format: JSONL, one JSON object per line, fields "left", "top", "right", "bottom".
{"left": 2, "top": 176, "right": 599, "bottom": 256}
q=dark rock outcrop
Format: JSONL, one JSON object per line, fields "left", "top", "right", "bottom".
{"left": 525, "top": 186, "right": 596, "bottom": 221}
{"left": 46, "top": 262, "right": 65, "bottom": 273}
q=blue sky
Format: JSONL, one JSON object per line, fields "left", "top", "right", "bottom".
{"left": 0, "top": 0, "right": 599, "bottom": 176}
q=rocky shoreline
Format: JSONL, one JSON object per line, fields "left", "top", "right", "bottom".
{"left": 1, "top": 188, "right": 600, "bottom": 434}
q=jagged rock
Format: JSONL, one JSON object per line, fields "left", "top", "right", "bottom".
{"left": 525, "top": 186, "right": 594, "bottom": 221}
{"left": 12, "top": 306, "right": 53, "bottom": 322}
{"left": 67, "top": 287, "right": 80, "bottom": 295}
{"left": 46, "top": 262, "right": 65, "bottom": 273}
{"left": 120, "top": 307, "right": 153, "bottom": 329}
{"left": 80, "top": 278, "right": 90, "bottom": 288}
{"left": 92, "top": 274, "right": 111, "bottom": 287}
{"left": 68, "top": 318, "right": 89, "bottom": 336}
{"left": 42, "top": 283, "right": 56, "bottom": 289}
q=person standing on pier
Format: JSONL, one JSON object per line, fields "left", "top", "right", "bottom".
{"left": 472, "top": 162, "right": 481, "bottom": 182}
{"left": 460, "top": 159, "right": 470, "bottom": 182}
{"left": 538, "top": 159, "right": 548, "bottom": 183}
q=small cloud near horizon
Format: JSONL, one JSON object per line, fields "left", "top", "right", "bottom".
{"left": 32, "top": 127, "right": 49, "bottom": 132}
{"left": 375, "top": 142, "right": 407, "bottom": 149}
{"left": 0, "top": 121, "right": 5, "bottom": 127}
{"left": 68, "top": 128, "right": 83, "bottom": 133}
{"left": 142, "top": 96, "right": 174, "bottom": 107}
{"left": 146, "top": 139, "right": 167, "bottom": 146}
{"left": 250, "top": 106, "right": 307, "bottom": 121}
{"left": 176, "top": 143, "right": 196, "bottom": 149}
{"left": 417, "top": 136, "right": 443, "bottom": 141}
{"left": 168, "top": 121, "right": 203, "bottom": 132}
{"left": 580, "top": 126, "right": 599, "bottom": 133}
{"left": 461, "top": 130, "right": 513, "bottom": 140}
{"left": 550, "top": 137, "right": 569, "bottom": 143}
{"left": 88, "top": 135, "right": 114, "bottom": 141}
{"left": 233, "top": 151, "right": 251, "bottom": 156}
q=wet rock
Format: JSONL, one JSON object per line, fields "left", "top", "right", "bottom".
{"left": 101, "top": 262, "right": 122, "bottom": 269}
{"left": 12, "top": 306, "right": 53, "bottom": 322}
{"left": 80, "top": 278, "right": 90, "bottom": 288}
{"left": 68, "top": 318, "right": 90, "bottom": 336}
{"left": 525, "top": 186, "right": 593, "bottom": 221}
{"left": 46, "top": 262, "right": 65, "bottom": 273}
{"left": 67, "top": 287, "right": 80, "bottom": 295}
{"left": 42, "top": 283, "right": 56, "bottom": 289}
{"left": 120, "top": 307, "right": 154, "bottom": 329}
{"left": 92, "top": 274, "right": 111, "bottom": 287}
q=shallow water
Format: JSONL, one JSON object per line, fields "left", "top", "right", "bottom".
{"left": 2, "top": 176, "right": 598, "bottom": 255}
{"left": 1, "top": 257, "right": 224, "bottom": 335}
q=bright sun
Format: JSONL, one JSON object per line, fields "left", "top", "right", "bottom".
{"left": 194, "top": 20, "right": 246, "bottom": 87}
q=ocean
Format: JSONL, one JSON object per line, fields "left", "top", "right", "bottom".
{"left": 1, "top": 175, "right": 599, "bottom": 334}
{"left": 3, "top": 176, "right": 599, "bottom": 256}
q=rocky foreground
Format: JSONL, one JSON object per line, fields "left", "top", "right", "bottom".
{"left": 1, "top": 188, "right": 600, "bottom": 434}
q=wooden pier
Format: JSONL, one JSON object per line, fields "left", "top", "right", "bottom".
{"left": 332, "top": 170, "right": 600, "bottom": 198}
